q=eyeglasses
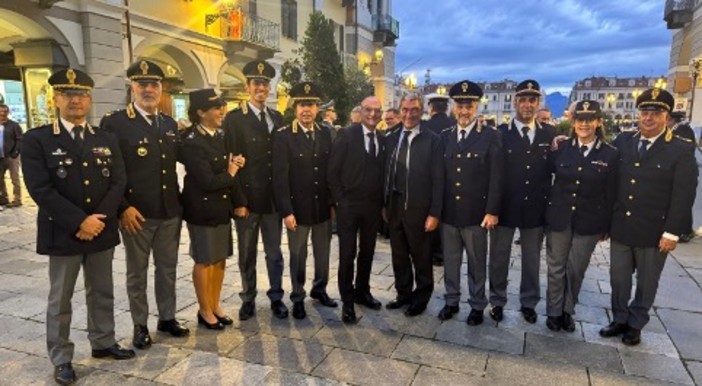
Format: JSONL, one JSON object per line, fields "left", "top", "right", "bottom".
{"left": 362, "top": 107, "right": 382, "bottom": 114}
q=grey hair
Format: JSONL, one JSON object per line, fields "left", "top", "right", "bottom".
{"left": 399, "top": 92, "right": 425, "bottom": 109}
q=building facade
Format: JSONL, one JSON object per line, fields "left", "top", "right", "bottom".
{"left": 0, "top": 0, "right": 398, "bottom": 128}
{"left": 568, "top": 76, "right": 663, "bottom": 123}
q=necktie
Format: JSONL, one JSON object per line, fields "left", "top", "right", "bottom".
{"left": 521, "top": 126, "right": 530, "bottom": 145}
{"left": 638, "top": 139, "right": 650, "bottom": 159}
{"left": 367, "top": 132, "right": 376, "bottom": 157}
{"left": 580, "top": 145, "right": 588, "bottom": 156}
{"left": 147, "top": 114, "right": 157, "bottom": 128}
{"left": 259, "top": 110, "right": 266, "bottom": 123}
{"left": 306, "top": 130, "right": 314, "bottom": 143}
{"left": 459, "top": 129, "right": 467, "bottom": 143}
{"left": 73, "top": 125, "right": 84, "bottom": 151}
{"left": 393, "top": 130, "right": 411, "bottom": 193}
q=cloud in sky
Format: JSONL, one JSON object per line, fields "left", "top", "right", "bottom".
{"left": 393, "top": 0, "right": 670, "bottom": 92}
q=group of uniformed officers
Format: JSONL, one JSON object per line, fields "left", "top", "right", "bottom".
{"left": 21, "top": 58, "right": 698, "bottom": 385}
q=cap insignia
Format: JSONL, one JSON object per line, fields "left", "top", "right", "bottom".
{"left": 304, "top": 83, "right": 311, "bottom": 94}
{"left": 140, "top": 61, "right": 149, "bottom": 75}
{"left": 527, "top": 82, "right": 533, "bottom": 90}
{"left": 66, "top": 69, "right": 76, "bottom": 85}
{"left": 461, "top": 82, "right": 468, "bottom": 92}
{"left": 257, "top": 62, "right": 265, "bottom": 75}
{"left": 652, "top": 89, "right": 660, "bottom": 100}
{"left": 583, "top": 102, "right": 590, "bottom": 111}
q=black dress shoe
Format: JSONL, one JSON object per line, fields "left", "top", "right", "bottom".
{"left": 386, "top": 298, "right": 411, "bottom": 310}
{"left": 355, "top": 294, "right": 382, "bottom": 310}
{"left": 197, "top": 312, "right": 224, "bottom": 330}
{"left": 437, "top": 305, "right": 459, "bottom": 321}
{"left": 271, "top": 300, "right": 289, "bottom": 319}
{"left": 54, "top": 362, "right": 76, "bottom": 385}
{"left": 341, "top": 303, "right": 357, "bottom": 324}
{"left": 466, "top": 309, "right": 484, "bottom": 326}
{"left": 404, "top": 303, "right": 426, "bottom": 317}
{"left": 213, "top": 314, "right": 234, "bottom": 326}
{"left": 239, "top": 301, "right": 255, "bottom": 321}
{"left": 561, "top": 313, "right": 575, "bottom": 333}
{"left": 520, "top": 307, "right": 537, "bottom": 324}
{"left": 599, "top": 321, "right": 628, "bottom": 337}
{"left": 91, "top": 344, "right": 136, "bottom": 360}
{"left": 489, "top": 306, "right": 504, "bottom": 322}
{"left": 132, "top": 324, "right": 152, "bottom": 349}
{"left": 546, "top": 316, "right": 562, "bottom": 331}
{"left": 622, "top": 326, "right": 641, "bottom": 346}
{"left": 292, "top": 301, "right": 306, "bottom": 319}
{"left": 311, "top": 292, "right": 338, "bottom": 308}
{"left": 157, "top": 319, "right": 190, "bottom": 336}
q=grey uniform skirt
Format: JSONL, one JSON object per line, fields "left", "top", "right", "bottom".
{"left": 187, "top": 222, "right": 233, "bottom": 264}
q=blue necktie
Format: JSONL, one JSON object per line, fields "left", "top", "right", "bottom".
{"left": 638, "top": 139, "right": 650, "bottom": 159}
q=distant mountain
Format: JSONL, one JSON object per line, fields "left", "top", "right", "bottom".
{"left": 546, "top": 92, "right": 568, "bottom": 119}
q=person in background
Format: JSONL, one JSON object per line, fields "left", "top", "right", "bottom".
{"left": 350, "top": 106, "right": 362, "bottom": 124}
{"left": 182, "top": 89, "right": 244, "bottom": 330}
{"left": 0, "top": 103, "right": 23, "bottom": 210}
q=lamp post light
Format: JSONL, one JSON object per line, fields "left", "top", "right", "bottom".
{"left": 404, "top": 73, "right": 417, "bottom": 90}
{"left": 480, "top": 95, "right": 489, "bottom": 112}
{"left": 655, "top": 77, "right": 668, "bottom": 90}
{"left": 436, "top": 85, "right": 447, "bottom": 96}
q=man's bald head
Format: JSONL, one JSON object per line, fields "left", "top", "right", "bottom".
{"left": 360, "top": 96, "right": 382, "bottom": 129}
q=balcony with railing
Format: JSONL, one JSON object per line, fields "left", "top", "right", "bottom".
{"left": 372, "top": 14, "right": 399, "bottom": 46}
{"left": 665, "top": 0, "right": 694, "bottom": 29}
{"left": 208, "top": 9, "right": 280, "bottom": 58}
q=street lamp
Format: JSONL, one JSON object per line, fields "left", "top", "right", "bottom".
{"left": 480, "top": 95, "right": 489, "bottom": 111}
{"left": 436, "top": 85, "right": 447, "bottom": 96}
{"left": 655, "top": 77, "right": 668, "bottom": 90}
{"left": 606, "top": 93, "right": 616, "bottom": 109}
{"left": 404, "top": 73, "right": 417, "bottom": 89}
{"left": 631, "top": 88, "right": 642, "bottom": 121}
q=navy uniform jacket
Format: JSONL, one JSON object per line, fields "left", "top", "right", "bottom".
{"left": 424, "top": 113, "right": 455, "bottom": 136}
{"left": 100, "top": 103, "right": 182, "bottom": 219}
{"left": 222, "top": 104, "right": 282, "bottom": 213}
{"left": 546, "top": 138, "right": 619, "bottom": 235}
{"left": 327, "top": 124, "right": 386, "bottom": 206}
{"left": 496, "top": 120, "right": 555, "bottom": 228}
{"left": 383, "top": 125, "right": 444, "bottom": 217}
{"left": 610, "top": 131, "right": 698, "bottom": 248}
{"left": 272, "top": 122, "right": 332, "bottom": 226}
{"left": 441, "top": 124, "right": 503, "bottom": 227}
{"left": 22, "top": 121, "right": 126, "bottom": 256}
{"left": 181, "top": 126, "right": 237, "bottom": 226}
{"left": 672, "top": 122, "right": 696, "bottom": 143}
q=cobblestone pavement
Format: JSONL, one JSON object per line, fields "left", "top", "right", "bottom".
{"left": 1, "top": 182, "right": 702, "bottom": 385}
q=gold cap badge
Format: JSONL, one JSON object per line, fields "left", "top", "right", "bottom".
{"left": 527, "top": 82, "right": 533, "bottom": 89}
{"left": 461, "top": 82, "right": 468, "bottom": 92}
{"left": 583, "top": 101, "right": 590, "bottom": 111}
{"left": 257, "top": 62, "right": 265, "bottom": 75}
{"left": 66, "top": 69, "right": 76, "bottom": 85}
{"left": 652, "top": 88, "right": 660, "bottom": 100}
{"left": 304, "top": 83, "right": 311, "bottom": 94}
{"left": 140, "top": 61, "right": 149, "bottom": 75}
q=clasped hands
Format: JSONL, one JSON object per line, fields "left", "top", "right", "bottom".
{"left": 75, "top": 214, "right": 107, "bottom": 241}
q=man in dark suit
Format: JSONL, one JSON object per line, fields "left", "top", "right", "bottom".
{"left": 600, "top": 88, "right": 698, "bottom": 345}
{"left": 0, "top": 103, "right": 23, "bottom": 208}
{"left": 101, "top": 60, "right": 189, "bottom": 350}
{"left": 22, "top": 68, "right": 134, "bottom": 385}
{"left": 223, "top": 60, "right": 288, "bottom": 321}
{"left": 489, "top": 80, "right": 555, "bottom": 324}
{"left": 328, "top": 96, "right": 386, "bottom": 324}
{"left": 666, "top": 111, "right": 698, "bottom": 243}
{"left": 384, "top": 92, "right": 444, "bottom": 317}
{"left": 438, "top": 81, "right": 503, "bottom": 325}
{"left": 273, "top": 82, "right": 337, "bottom": 319}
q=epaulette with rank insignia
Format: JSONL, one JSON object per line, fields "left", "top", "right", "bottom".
{"left": 674, "top": 134, "right": 694, "bottom": 143}
{"left": 442, "top": 126, "right": 454, "bottom": 133}
{"left": 277, "top": 126, "right": 289, "bottom": 133}
{"left": 241, "top": 103, "right": 248, "bottom": 115}
{"left": 126, "top": 103, "right": 137, "bottom": 119}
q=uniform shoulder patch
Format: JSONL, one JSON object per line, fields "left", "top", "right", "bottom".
{"left": 277, "top": 125, "right": 289, "bottom": 133}
{"left": 441, "top": 126, "right": 455, "bottom": 133}
{"left": 674, "top": 134, "right": 694, "bottom": 143}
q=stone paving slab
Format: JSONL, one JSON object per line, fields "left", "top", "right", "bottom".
{"left": 155, "top": 323, "right": 253, "bottom": 356}
{"left": 261, "top": 369, "right": 345, "bottom": 385}
{"left": 360, "top": 308, "right": 443, "bottom": 339}
{"left": 435, "top": 320, "right": 525, "bottom": 355}
{"left": 0, "top": 356, "right": 98, "bottom": 385}
{"left": 497, "top": 309, "right": 585, "bottom": 341}
{"left": 687, "top": 361, "right": 702, "bottom": 386}
{"left": 391, "top": 335, "right": 487, "bottom": 376}
{"left": 76, "top": 370, "right": 166, "bottom": 385}
{"left": 231, "top": 307, "right": 329, "bottom": 340}
{"left": 411, "top": 366, "right": 486, "bottom": 386}
{"left": 312, "top": 320, "right": 403, "bottom": 357}
{"left": 154, "top": 350, "right": 273, "bottom": 385}
{"left": 658, "top": 309, "right": 702, "bottom": 361}
{"left": 581, "top": 321, "right": 680, "bottom": 358}
{"left": 75, "top": 345, "right": 192, "bottom": 381}
{"left": 484, "top": 353, "right": 590, "bottom": 385}
{"left": 312, "top": 348, "right": 418, "bottom": 386}
{"left": 589, "top": 369, "right": 685, "bottom": 386}
{"left": 227, "top": 334, "right": 333, "bottom": 373}
{"left": 620, "top": 350, "right": 694, "bottom": 385}
{"left": 524, "top": 332, "right": 623, "bottom": 372}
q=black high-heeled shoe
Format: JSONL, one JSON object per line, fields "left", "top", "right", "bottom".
{"left": 214, "top": 313, "right": 233, "bottom": 326}
{"left": 197, "top": 312, "right": 224, "bottom": 330}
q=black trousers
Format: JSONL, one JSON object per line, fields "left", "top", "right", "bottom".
{"left": 388, "top": 193, "right": 434, "bottom": 306}
{"left": 336, "top": 201, "right": 382, "bottom": 303}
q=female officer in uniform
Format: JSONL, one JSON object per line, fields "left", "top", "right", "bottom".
{"left": 545, "top": 100, "right": 619, "bottom": 332}
{"left": 181, "top": 89, "right": 245, "bottom": 330}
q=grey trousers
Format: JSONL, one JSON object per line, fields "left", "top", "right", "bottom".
{"left": 0, "top": 156, "right": 21, "bottom": 204}
{"left": 489, "top": 225, "right": 543, "bottom": 308}
{"left": 235, "top": 212, "right": 285, "bottom": 302}
{"left": 121, "top": 216, "right": 181, "bottom": 325}
{"left": 47, "top": 249, "right": 116, "bottom": 366}
{"left": 443, "top": 224, "right": 488, "bottom": 310}
{"left": 610, "top": 240, "right": 668, "bottom": 330}
{"left": 546, "top": 227, "right": 600, "bottom": 316}
{"left": 287, "top": 220, "right": 331, "bottom": 303}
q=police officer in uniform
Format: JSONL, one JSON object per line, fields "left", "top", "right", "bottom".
{"left": 100, "top": 60, "right": 189, "bottom": 349}
{"left": 22, "top": 68, "right": 135, "bottom": 385}
{"left": 545, "top": 100, "right": 619, "bottom": 332}
{"left": 328, "top": 96, "right": 386, "bottom": 324}
{"left": 384, "top": 92, "right": 444, "bottom": 317}
{"left": 438, "top": 80, "right": 503, "bottom": 325}
{"left": 223, "top": 60, "right": 288, "bottom": 320}
{"left": 600, "top": 88, "right": 698, "bottom": 345}
{"left": 489, "top": 80, "right": 555, "bottom": 323}
{"left": 272, "top": 82, "right": 337, "bottom": 319}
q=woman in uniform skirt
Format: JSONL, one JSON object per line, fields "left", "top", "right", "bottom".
{"left": 181, "top": 89, "right": 245, "bottom": 330}
{"left": 545, "top": 100, "right": 619, "bottom": 332}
